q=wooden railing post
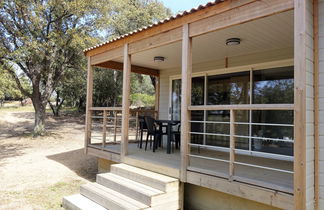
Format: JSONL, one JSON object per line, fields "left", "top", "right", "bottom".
{"left": 84, "top": 57, "right": 94, "bottom": 154}
{"left": 114, "top": 111, "right": 118, "bottom": 143}
{"left": 102, "top": 110, "right": 107, "bottom": 148}
{"left": 180, "top": 23, "right": 192, "bottom": 182}
{"left": 121, "top": 44, "right": 131, "bottom": 159}
{"left": 229, "top": 109, "right": 235, "bottom": 180}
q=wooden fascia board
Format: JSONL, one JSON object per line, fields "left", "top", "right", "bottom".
{"left": 189, "top": 0, "right": 294, "bottom": 37}
{"left": 95, "top": 61, "right": 159, "bottom": 77}
{"left": 84, "top": 0, "right": 257, "bottom": 57}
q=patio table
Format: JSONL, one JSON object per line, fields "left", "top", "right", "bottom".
{"left": 155, "top": 119, "right": 180, "bottom": 154}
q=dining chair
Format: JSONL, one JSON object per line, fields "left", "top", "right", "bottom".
{"left": 138, "top": 116, "right": 147, "bottom": 149}
{"left": 144, "top": 116, "right": 158, "bottom": 151}
{"left": 173, "top": 124, "right": 181, "bottom": 150}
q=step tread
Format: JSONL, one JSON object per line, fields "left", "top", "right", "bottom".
{"left": 112, "top": 164, "right": 178, "bottom": 183}
{"left": 97, "top": 173, "right": 164, "bottom": 197}
{"left": 81, "top": 183, "right": 149, "bottom": 209}
{"left": 63, "top": 194, "right": 107, "bottom": 210}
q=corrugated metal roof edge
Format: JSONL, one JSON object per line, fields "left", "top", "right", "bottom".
{"left": 83, "top": 0, "right": 224, "bottom": 53}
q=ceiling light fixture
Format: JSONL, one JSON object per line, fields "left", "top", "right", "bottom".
{"left": 154, "top": 56, "right": 165, "bottom": 62}
{"left": 226, "top": 38, "right": 241, "bottom": 46}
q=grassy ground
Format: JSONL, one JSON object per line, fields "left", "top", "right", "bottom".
{"left": 0, "top": 104, "right": 97, "bottom": 210}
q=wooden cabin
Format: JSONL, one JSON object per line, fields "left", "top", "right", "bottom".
{"left": 63, "top": 0, "right": 324, "bottom": 209}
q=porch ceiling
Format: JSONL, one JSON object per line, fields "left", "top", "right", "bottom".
{"left": 112, "top": 10, "right": 293, "bottom": 71}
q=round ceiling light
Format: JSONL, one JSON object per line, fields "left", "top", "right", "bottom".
{"left": 154, "top": 56, "right": 165, "bottom": 62}
{"left": 226, "top": 38, "right": 241, "bottom": 46}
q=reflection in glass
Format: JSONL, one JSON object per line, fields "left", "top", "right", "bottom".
{"left": 253, "top": 66, "right": 294, "bottom": 104}
{"left": 190, "top": 111, "right": 204, "bottom": 144}
{"left": 171, "top": 79, "right": 181, "bottom": 121}
{"left": 207, "top": 72, "right": 250, "bottom": 105}
{"left": 252, "top": 110, "right": 294, "bottom": 156}
{"left": 205, "top": 111, "right": 230, "bottom": 147}
{"left": 192, "top": 77, "right": 205, "bottom": 105}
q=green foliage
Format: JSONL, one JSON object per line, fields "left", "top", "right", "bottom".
{"left": 0, "top": 0, "right": 171, "bottom": 133}
{"left": 100, "top": 0, "right": 172, "bottom": 37}
{"left": 131, "top": 93, "right": 155, "bottom": 107}
{"left": 0, "top": 67, "right": 30, "bottom": 101}
{"left": 93, "top": 68, "right": 123, "bottom": 107}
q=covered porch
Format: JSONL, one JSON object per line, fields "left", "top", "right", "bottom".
{"left": 83, "top": 0, "right": 311, "bottom": 209}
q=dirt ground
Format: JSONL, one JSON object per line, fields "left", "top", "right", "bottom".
{"left": 0, "top": 106, "right": 97, "bottom": 210}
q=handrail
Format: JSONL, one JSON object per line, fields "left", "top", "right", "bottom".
{"left": 187, "top": 107, "right": 295, "bottom": 191}
{"left": 90, "top": 107, "right": 122, "bottom": 111}
{"left": 188, "top": 104, "right": 294, "bottom": 111}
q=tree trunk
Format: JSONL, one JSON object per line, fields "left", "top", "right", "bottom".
{"left": 32, "top": 99, "right": 47, "bottom": 136}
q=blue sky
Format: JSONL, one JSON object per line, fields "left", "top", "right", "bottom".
{"left": 160, "top": 0, "right": 212, "bottom": 13}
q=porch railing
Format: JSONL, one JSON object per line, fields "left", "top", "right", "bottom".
{"left": 86, "top": 107, "right": 157, "bottom": 154}
{"left": 187, "top": 104, "right": 294, "bottom": 193}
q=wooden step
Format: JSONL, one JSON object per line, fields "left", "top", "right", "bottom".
{"left": 80, "top": 183, "right": 149, "bottom": 210}
{"left": 62, "top": 194, "right": 107, "bottom": 210}
{"left": 97, "top": 173, "right": 179, "bottom": 207}
{"left": 111, "top": 163, "right": 179, "bottom": 192}
{"left": 96, "top": 173, "right": 164, "bottom": 206}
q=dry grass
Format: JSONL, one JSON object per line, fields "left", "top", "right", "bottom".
{"left": 0, "top": 106, "right": 97, "bottom": 210}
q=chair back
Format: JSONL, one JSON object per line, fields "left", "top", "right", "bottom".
{"left": 139, "top": 116, "right": 148, "bottom": 129}
{"left": 144, "top": 116, "right": 155, "bottom": 134}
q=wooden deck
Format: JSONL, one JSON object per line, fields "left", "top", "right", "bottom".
{"left": 89, "top": 142, "right": 293, "bottom": 193}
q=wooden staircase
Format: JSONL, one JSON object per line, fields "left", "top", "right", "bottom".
{"left": 63, "top": 163, "right": 180, "bottom": 210}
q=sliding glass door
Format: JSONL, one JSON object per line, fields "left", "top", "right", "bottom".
{"left": 170, "top": 66, "right": 294, "bottom": 157}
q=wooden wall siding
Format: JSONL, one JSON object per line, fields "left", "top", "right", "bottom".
{"left": 294, "top": 0, "right": 315, "bottom": 209}
{"left": 317, "top": 0, "right": 324, "bottom": 209}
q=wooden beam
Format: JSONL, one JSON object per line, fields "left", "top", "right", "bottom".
{"left": 313, "top": 0, "right": 319, "bottom": 209}
{"left": 189, "top": 0, "right": 294, "bottom": 37}
{"left": 128, "top": 27, "right": 182, "bottom": 54}
{"left": 294, "top": 0, "right": 307, "bottom": 209}
{"left": 90, "top": 46, "right": 123, "bottom": 65}
{"left": 84, "top": 0, "right": 257, "bottom": 57}
{"left": 95, "top": 61, "right": 159, "bottom": 77}
{"left": 120, "top": 44, "right": 131, "bottom": 159}
{"left": 84, "top": 57, "right": 94, "bottom": 154}
{"left": 187, "top": 171, "right": 294, "bottom": 210}
{"left": 180, "top": 24, "right": 192, "bottom": 182}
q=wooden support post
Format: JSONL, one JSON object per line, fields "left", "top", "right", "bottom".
{"left": 121, "top": 44, "right": 131, "bottom": 159}
{"left": 84, "top": 56, "right": 94, "bottom": 154}
{"left": 180, "top": 23, "right": 192, "bottom": 182}
{"left": 229, "top": 109, "right": 235, "bottom": 180}
{"left": 155, "top": 76, "right": 160, "bottom": 120}
{"left": 102, "top": 110, "right": 107, "bottom": 148}
{"left": 114, "top": 111, "right": 118, "bottom": 143}
{"left": 294, "top": 0, "right": 307, "bottom": 209}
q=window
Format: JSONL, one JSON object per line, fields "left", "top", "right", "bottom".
{"left": 187, "top": 66, "right": 294, "bottom": 157}
{"left": 207, "top": 72, "right": 250, "bottom": 105}
{"left": 253, "top": 67, "right": 294, "bottom": 104}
